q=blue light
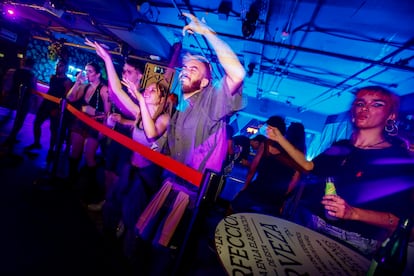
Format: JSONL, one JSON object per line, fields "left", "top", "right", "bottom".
{"left": 66, "top": 65, "right": 83, "bottom": 82}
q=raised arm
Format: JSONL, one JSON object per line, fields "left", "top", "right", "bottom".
{"left": 66, "top": 72, "right": 86, "bottom": 102}
{"left": 242, "top": 142, "right": 265, "bottom": 190}
{"left": 85, "top": 38, "right": 139, "bottom": 119}
{"left": 182, "top": 13, "right": 245, "bottom": 94}
{"left": 266, "top": 126, "right": 314, "bottom": 172}
{"left": 123, "top": 79, "right": 169, "bottom": 140}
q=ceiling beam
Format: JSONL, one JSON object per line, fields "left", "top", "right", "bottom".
{"left": 133, "top": 18, "right": 414, "bottom": 73}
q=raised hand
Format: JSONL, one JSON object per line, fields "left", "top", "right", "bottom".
{"left": 85, "top": 38, "right": 111, "bottom": 61}
{"left": 75, "top": 70, "right": 86, "bottom": 84}
{"left": 266, "top": 125, "right": 283, "bottom": 143}
{"left": 121, "top": 78, "right": 143, "bottom": 103}
{"left": 182, "top": 12, "right": 214, "bottom": 36}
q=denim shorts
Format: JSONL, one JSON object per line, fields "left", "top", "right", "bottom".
{"left": 310, "top": 214, "right": 380, "bottom": 255}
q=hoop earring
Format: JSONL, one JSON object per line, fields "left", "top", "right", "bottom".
{"left": 351, "top": 117, "right": 355, "bottom": 123}
{"left": 385, "top": 119, "right": 398, "bottom": 136}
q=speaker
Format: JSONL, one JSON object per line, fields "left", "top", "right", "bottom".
{"left": 141, "top": 63, "right": 175, "bottom": 91}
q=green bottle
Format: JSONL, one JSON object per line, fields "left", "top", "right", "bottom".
{"left": 324, "top": 176, "right": 338, "bottom": 221}
{"left": 366, "top": 217, "right": 413, "bottom": 276}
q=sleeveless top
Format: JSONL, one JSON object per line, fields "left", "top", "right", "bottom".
{"left": 247, "top": 146, "right": 297, "bottom": 205}
{"left": 131, "top": 126, "right": 166, "bottom": 168}
{"left": 43, "top": 75, "right": 71, "bottom": 109}
{"left": 81, "top": 83, "right": 105, "bottom": 115}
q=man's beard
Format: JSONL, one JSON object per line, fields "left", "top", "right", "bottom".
{"left": 181, "top": 78, "right": 202, "bottom": 94}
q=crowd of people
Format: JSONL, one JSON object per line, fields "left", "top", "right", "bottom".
{"left": 1, "top": 12, "right": 413, "bottom": 276}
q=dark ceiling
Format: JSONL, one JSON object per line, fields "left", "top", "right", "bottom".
{"left": 1, "top": 0, "right": 414, "bottom": 126}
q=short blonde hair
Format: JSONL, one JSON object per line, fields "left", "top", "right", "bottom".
{"left": 182, "top": 53, "right": 212, "bottom": 81}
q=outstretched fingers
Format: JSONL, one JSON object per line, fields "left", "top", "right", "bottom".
{"left": 85, "top": 38, "right": 110, "bottom": 59}
{"left": 84, "top": 37, "right": 94, "bottom": 47}
{"left": 181, "top": 12, "right": 200, "bottom": 36}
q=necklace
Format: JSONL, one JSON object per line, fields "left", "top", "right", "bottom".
{"left": 356, "top": 139, "right": 386, "bottom": 149}
{"left": 85, "top": 82, "right": 100, "bottom": 104}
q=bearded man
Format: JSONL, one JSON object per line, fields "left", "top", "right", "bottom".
{"left": 165, "top": 13, "right": 246, "bottom": 174}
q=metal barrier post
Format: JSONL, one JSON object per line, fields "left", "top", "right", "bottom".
{"left": 34, "top": 97, "right": 68, "bottom": 189}
{"left": 49, "top": 98, "right": 67, "bottom": 178}
{"left": 172, "top": 169, "right": 223, "bottom": 275}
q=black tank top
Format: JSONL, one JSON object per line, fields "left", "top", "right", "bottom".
{"left": 82, "top": 83, "right": 105, "bottom": 114}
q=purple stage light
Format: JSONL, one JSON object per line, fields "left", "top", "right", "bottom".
{"left": 4, "top": 5, "right": 18, "bottom": 20}
{"left": 353, "top": 176, "right": 414, "bottom": 204}
{"left": 7, "top": 9, "right": 15, "bottom": 16}
{"left": 3, "top": 5, "right": 18, "bottom": 20}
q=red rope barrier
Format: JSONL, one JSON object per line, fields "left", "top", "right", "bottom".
{"left": 33, "top": 91, "right": 204, "bottom": 187}
{"left": 33, "top": 90, "right": 60, "bottom": 104}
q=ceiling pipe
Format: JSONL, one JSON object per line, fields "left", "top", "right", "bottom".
{"left": 296, "top": 68, "right": 390, "bottom": 113}
{"left": 132, "top": 18, "right": 414, "bottom": 73}
{"left": 282, "top": 0, "right": 319, "bottom": 67}
{"left": 243, "top": 0, "right": 269, "bottom": 99}
{"left": 31, "top": 35, "right": 169, "bottom": 66}
{"left": 169, "top": 0, "right": 222, "bottom": 79}
{"left": 298, "top": 38, "right": 414, "bottom": 112}
{"left": 8, "top": 1, "right": 413, "bottom": 73}
{"left": 7, "top": 1, "right": 127, "bottom": 52}
{"left": 267, "top": 0, "right": 299, "bottom": 95}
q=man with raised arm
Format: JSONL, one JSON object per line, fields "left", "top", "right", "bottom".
{"left": 166, "top": 12, "right": 246, "bottom": 174}
{"left": 88, "top": 13, "right": 246, "bottom": 174}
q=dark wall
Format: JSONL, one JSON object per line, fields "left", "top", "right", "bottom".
{"left": 241, "top": 96, "right": 328, "bottom": 133}
{"left": 399, "top": 93, "right": 414, "bottom": 144}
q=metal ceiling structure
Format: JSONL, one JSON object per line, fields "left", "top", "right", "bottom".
{"left": 1, "top": 0, "right": 414, "bottom": 131}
